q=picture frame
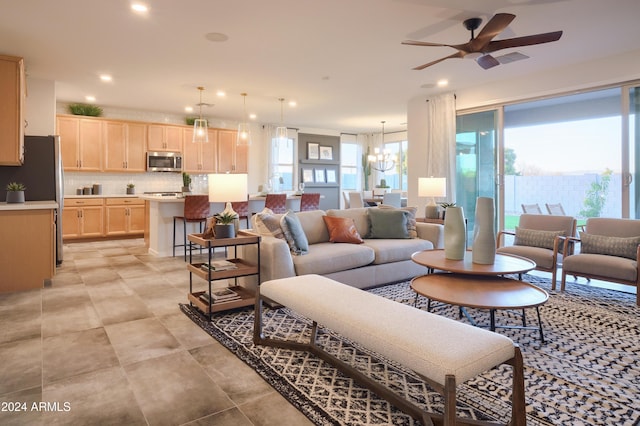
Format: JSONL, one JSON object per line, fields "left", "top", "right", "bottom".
{"left": 319, "top": 145, "right": 333, "bottom": 160}
{"left": 307, "top": 143, "right": 320, "bottom": 160}
{"left": 314, "top": 168, "right": 326, "bottom": 183}
{"left": 326, "top": 169, "right": 337, "bottom": 183}
{"left": 302, "top": 168, "right": 314, "bottom": 183}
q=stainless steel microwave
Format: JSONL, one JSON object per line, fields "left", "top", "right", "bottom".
{"left": 146, "top": 152, "right": 182, "bottom": 172}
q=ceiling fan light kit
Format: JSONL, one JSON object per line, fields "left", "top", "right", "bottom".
{"left": 403, "top": 13, "right": 562, "bottom": 70}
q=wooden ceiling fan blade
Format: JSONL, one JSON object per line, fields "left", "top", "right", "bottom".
{"left": 484, "top": 31, "right": 563, "bottom": 53}
{"left": 412, "top": 51, "right": 465, "bottom": 70}
{"left": 402, "top": 40, "right": 453, "bottom": 48}
{"left": 470, "top": 13, "right": 516, "bottom": 51}
{"left": 476, "top": 54, "right": 500, "bottom": 69}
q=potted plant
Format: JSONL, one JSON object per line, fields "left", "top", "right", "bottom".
{"left": 126, "top": 183, "right": 135, "bottom": 195}
{"left": 213, "top": 212, "right": 237, "bottom": 239}
{"left": 439, "top": 202, "right": 456, "bottom": 220}
{"left": 182, "top": 172, "right": 191, "bottom": 193}
{"left": 6, "top": 182, "right": 25, "bottom": 203}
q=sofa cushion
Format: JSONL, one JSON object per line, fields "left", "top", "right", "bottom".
{"left": 497, "top": 245, "right": 559, "bottom": 269}
{"left": 252, "top": 208, "right": 284, "bottom": 239}
{"left": 580, "top": 232, "right": 640, "bottom": 260}
{"left": 326, "top": 208, "right": 370, "bottom": 238}
{"left": 292, "top": 242, "right": 375, "bottom": 276}
{"left": 377, "top": 205, "right": 418, "bottom": 238}
{"left": 514, "top": 227, "right": 564, "bottom": 250}
{"left": 363, "top": 238, "right": 433, "bottom": 264}
{"left": 322, "top": 216, "right": 364, "bottom": 244}
{"left": 563, "top": 253, "right": 637, "bottom": 282}
{"left": 367, "top": 208, "right": 409, "bottom": 239}
{"left": 281, "top": 210, "right": 309, "bottom": 255}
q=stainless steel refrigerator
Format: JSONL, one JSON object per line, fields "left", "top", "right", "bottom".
{"left": 0, "top": 135, "right": 64, "bottom": 264}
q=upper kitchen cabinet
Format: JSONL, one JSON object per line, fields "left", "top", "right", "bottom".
{"left": 217, "top": 130, "right": 247, "bottom": 173}
{"left": 0, "top": 55, "right": 25, "bottom": 165}
{"left": 103, "top": 121, "right": 146, "bottom": 172}
{"left": 57, "top": 115, "right": 102, "bottom": 171}
{"left": 182, "top": 128, "right": 217, "bottom": 173}
{"left": 147, "top": 124, "right": 183, "bottom": 152}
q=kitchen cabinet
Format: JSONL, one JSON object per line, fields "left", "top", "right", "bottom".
{"left": 217, "top": 129, "right": 246, "bottom": 173}
{"left": 183, "top": 128, "right": 218, "bottom": 173}
{"left": 57, "top": 115, "right": 103, "bottom": 171}
{"left": 105, "top": 197, "right": 145, "bottom": 236}
{"left": 0, "top": 55, "right": 25, "bottom": 165}
{"left": 62, "top": 198, "right": 104, "bottom": 239}
{"left": 103, "top": 121, "right": 147, "bottom": 172}
{"left": 147, "top": 124, "right": 183, "bottom": 152}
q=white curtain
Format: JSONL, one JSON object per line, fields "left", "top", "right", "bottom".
{"left": 426, "top": 93, "right": 456, "bottom": 200}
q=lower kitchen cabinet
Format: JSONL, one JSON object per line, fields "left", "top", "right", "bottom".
{"left": 62, "top": 198, "right": 104, "bottom": 239}
{"left": 105, "top": 198, "right": 145, "bottom": 236}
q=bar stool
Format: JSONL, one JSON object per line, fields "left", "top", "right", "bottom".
{"left": 231, "top": 201, "right": 250, "bottom": 229}
{"left": 173, "top": 195, "right": 210, "bottom": 260}
{"left": 264, "top": 193, "right": 287, "bottom": 214}
{"left": 299, "top": 193, "right": 321, "bottom": 211}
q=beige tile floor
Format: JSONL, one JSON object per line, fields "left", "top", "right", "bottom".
{"left": 0, "top": 238, "right": 312, "bottom": 426}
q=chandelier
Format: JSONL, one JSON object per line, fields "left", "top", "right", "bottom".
{"left": 368, "top": 121, "right": 396, "bottom": 172}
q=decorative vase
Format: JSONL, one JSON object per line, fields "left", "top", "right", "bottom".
{"left": 472, "top": 197, "right": 496, "bottom": 264}
{"left": 6, "top": 191, "right": 25, "bottom": 203}
{"left": 214, "top": 223, "right": 235, "bottom": 239}
{"left": 126, "top": 187, "right": 135, "bottom": 195}
{"left": 444, "top": 206, "right": 466, "bottom": 260}
{"left": 182, "top": 186, "right": 191, "bottom": 194}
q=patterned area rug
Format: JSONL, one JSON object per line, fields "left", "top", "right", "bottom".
{"left": 180, "top": 276, "right": 640, "bottom": 425}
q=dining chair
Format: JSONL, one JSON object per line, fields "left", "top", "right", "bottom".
{"left": 299, "top": 193, "right": 321, "bottom": 211}
{"left": 173, "top": 195, "right": 210, "bottom": 261}
{"left": 545, "top": 203, "right": 566, "bottom": 215}
{"left": 342, "top": 191, "right": 350, "bottom": 209}
{"left": 382, "top": 192, "right": 402, "bottom": 208}
{"left": 348, "top": 191, "right": 365, "bottom": 208}
{"left": 265, "top": 193, "right": 287, "bottom": 214}
{"left": 521, "top": 203, "right": 543, "bottom": 214}
{"left": 231, "top": 201, "right": 250, "bottom": 228}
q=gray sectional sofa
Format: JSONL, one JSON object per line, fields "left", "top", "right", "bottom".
{"left": 246, "top": 207, "right": 444, "bottom": 289}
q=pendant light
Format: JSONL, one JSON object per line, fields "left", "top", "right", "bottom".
{"left": 275, "top": 98, "right": 289, "bottom": 147}
{"left": 236, "top": 93, "right": 252, "bottom": 146}
{"left": 193, "top": 86, "right": 209, "bottom": 143}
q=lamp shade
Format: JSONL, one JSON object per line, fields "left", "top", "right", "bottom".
{"left": 208, "top": 173, "right": 248, "bottom": 202}
{"left": 418, "top": 177, "right": 446, "bottom": 198}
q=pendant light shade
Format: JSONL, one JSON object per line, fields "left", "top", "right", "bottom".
{"left": 237, "top": 93, "right": 252, "bottom": 146}
{"left": 193, "top": 86, "right": 209, "bottom": 143}
{"left": 275, "top": 98, "right": 289, "bottom": 147}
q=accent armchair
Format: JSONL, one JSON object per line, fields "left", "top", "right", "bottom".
{"left": 497, "top": 213, "right": 576, "bottom": 289}
{"left": 561, "top": 217, "right": 640, "bottom": 306}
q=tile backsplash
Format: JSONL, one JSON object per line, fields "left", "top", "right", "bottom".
{"left": 64, "top": 172, "right": 210, "bottom": 196}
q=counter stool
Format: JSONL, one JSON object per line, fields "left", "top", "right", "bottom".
{"left": 231, "top": 201, "right": 250, "bottom": 229}
{"left": 300, "top": 193, "right": 320, "bottom": 211}
{"left": 265, "top": 193, "right": 286, "bottom": 214}
{"left": 173, "top": 195, "right": 210, "bottom": 261}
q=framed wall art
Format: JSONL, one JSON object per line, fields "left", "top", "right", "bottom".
{"left": 315, "top": 168, "right": 326, "bottom": 183}
{"left": 319, "top": 145, "right": 333, "bottom": 160}
{"left": 326, "top": 169, "right": 337, "bottom": 183}
{"left": 302, "top": 168, "right": 314, "bottom": 183}
{"left": 307, "top": 143, "right": 320, "bottom": 160}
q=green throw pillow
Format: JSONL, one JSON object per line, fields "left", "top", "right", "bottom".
{"left": 580, "top": 232, "right": 640, "bottom": 260}
{"left": 514, "top": 227, "right": 565, "bottom": 250}
{"left": 280, "top": 210, "right": 309, "bottom": 255}
{"left": 366, "top": 208, "right": 409, "bottom": 239}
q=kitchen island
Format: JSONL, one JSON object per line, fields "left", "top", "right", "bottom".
{"left": 141, "top": 194, "right": 304, "bottom": 257}
{"left": 0, "top": 201, "right": 57, "bottom": 292}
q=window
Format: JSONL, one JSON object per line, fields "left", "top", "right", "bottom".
{"left": 270, "top": 134, "right": 295, "bottom": 192}
{"left": 380, "top": 138, "right": 408, "bottom": 191}
{"left": 340, "top": 140, "right": 359, "bottom": 190}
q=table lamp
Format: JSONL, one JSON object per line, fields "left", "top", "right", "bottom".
{"left": 419, "top": 177, "right": 446, "bottom": 219}
{"left": 208, "top": 173, "right": 248, "bottom": 220}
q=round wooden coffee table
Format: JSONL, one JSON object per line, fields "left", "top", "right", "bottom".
{"left": 411, "top": 249, "right": 536, "bottom": 275}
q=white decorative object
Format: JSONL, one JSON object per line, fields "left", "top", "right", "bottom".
{"left": 472, "top": 197, "right": 496, "bottom": 264}
{"left": 444, "top": 206, "right": 466, "bottom": 260}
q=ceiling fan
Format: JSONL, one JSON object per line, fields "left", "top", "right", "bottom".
{"left": 402, "top": 13, "right": 562, "bottom": 70}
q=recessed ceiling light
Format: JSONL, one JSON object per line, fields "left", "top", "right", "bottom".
{"left": 205, "top": 32, "right": 229, "bottom": 42}
{"left": 216, "top": 90, "right": 226, "bottom": 97}
{"left": 100, "top": 74, "right": 112, "bottom": 82}
{"left": 85, "top": 95, "right": 96, "bottom": 102}
{"left": 288, "top": 100, "right": 297, "bottom": 107}
{"left": 437, "top": 79, "right": 449, "bottom": 87}
{"left": 249, "top": 113, "right": 257, "bottom": 120}
{"left": 131, "top": 3, "right": 148, "bottom": 13}
{"left": 185, "top": 106, "right": 193, "bottom": 113}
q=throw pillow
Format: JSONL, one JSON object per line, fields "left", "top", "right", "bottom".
{"left": 377, "top": 205, "right": 418, "bottom": 238}
{"left": 280, "top": 210, "right": 309, "bottom": 255}
{"left": 253, "top": 208, "right": 284, "bottom": 239}
{"left": 367, "top": 208, "right": 409, "bottom": 239}
{"left": 514, "top": 227, "right": 564, "bottom": 250}
{"left": 580, "top": 232, "right": 640, "bottom": 260}
{"left": 322, "top": 216, "right": 364, "bottom": 244}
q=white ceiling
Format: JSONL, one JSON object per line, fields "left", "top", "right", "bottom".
{"left": 1, "top": 0, "right": 639, "bottom": 133}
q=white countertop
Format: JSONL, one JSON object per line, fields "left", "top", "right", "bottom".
{"left": 139, "top": 194, "right": 185, "bottom": 202}
{"left": 65, "top": 194, "right": 141, "bottom": 199}
{"left": 0, "top": 200, "right": 58, "bottom": 211}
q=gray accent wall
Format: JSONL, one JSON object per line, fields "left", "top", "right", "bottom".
{"left": 298, "top": 133, "right": 340, "bottom": 210}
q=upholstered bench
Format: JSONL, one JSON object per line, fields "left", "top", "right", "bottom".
{"left": 254, "top": 274, "right": 526, "bottom": 426}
